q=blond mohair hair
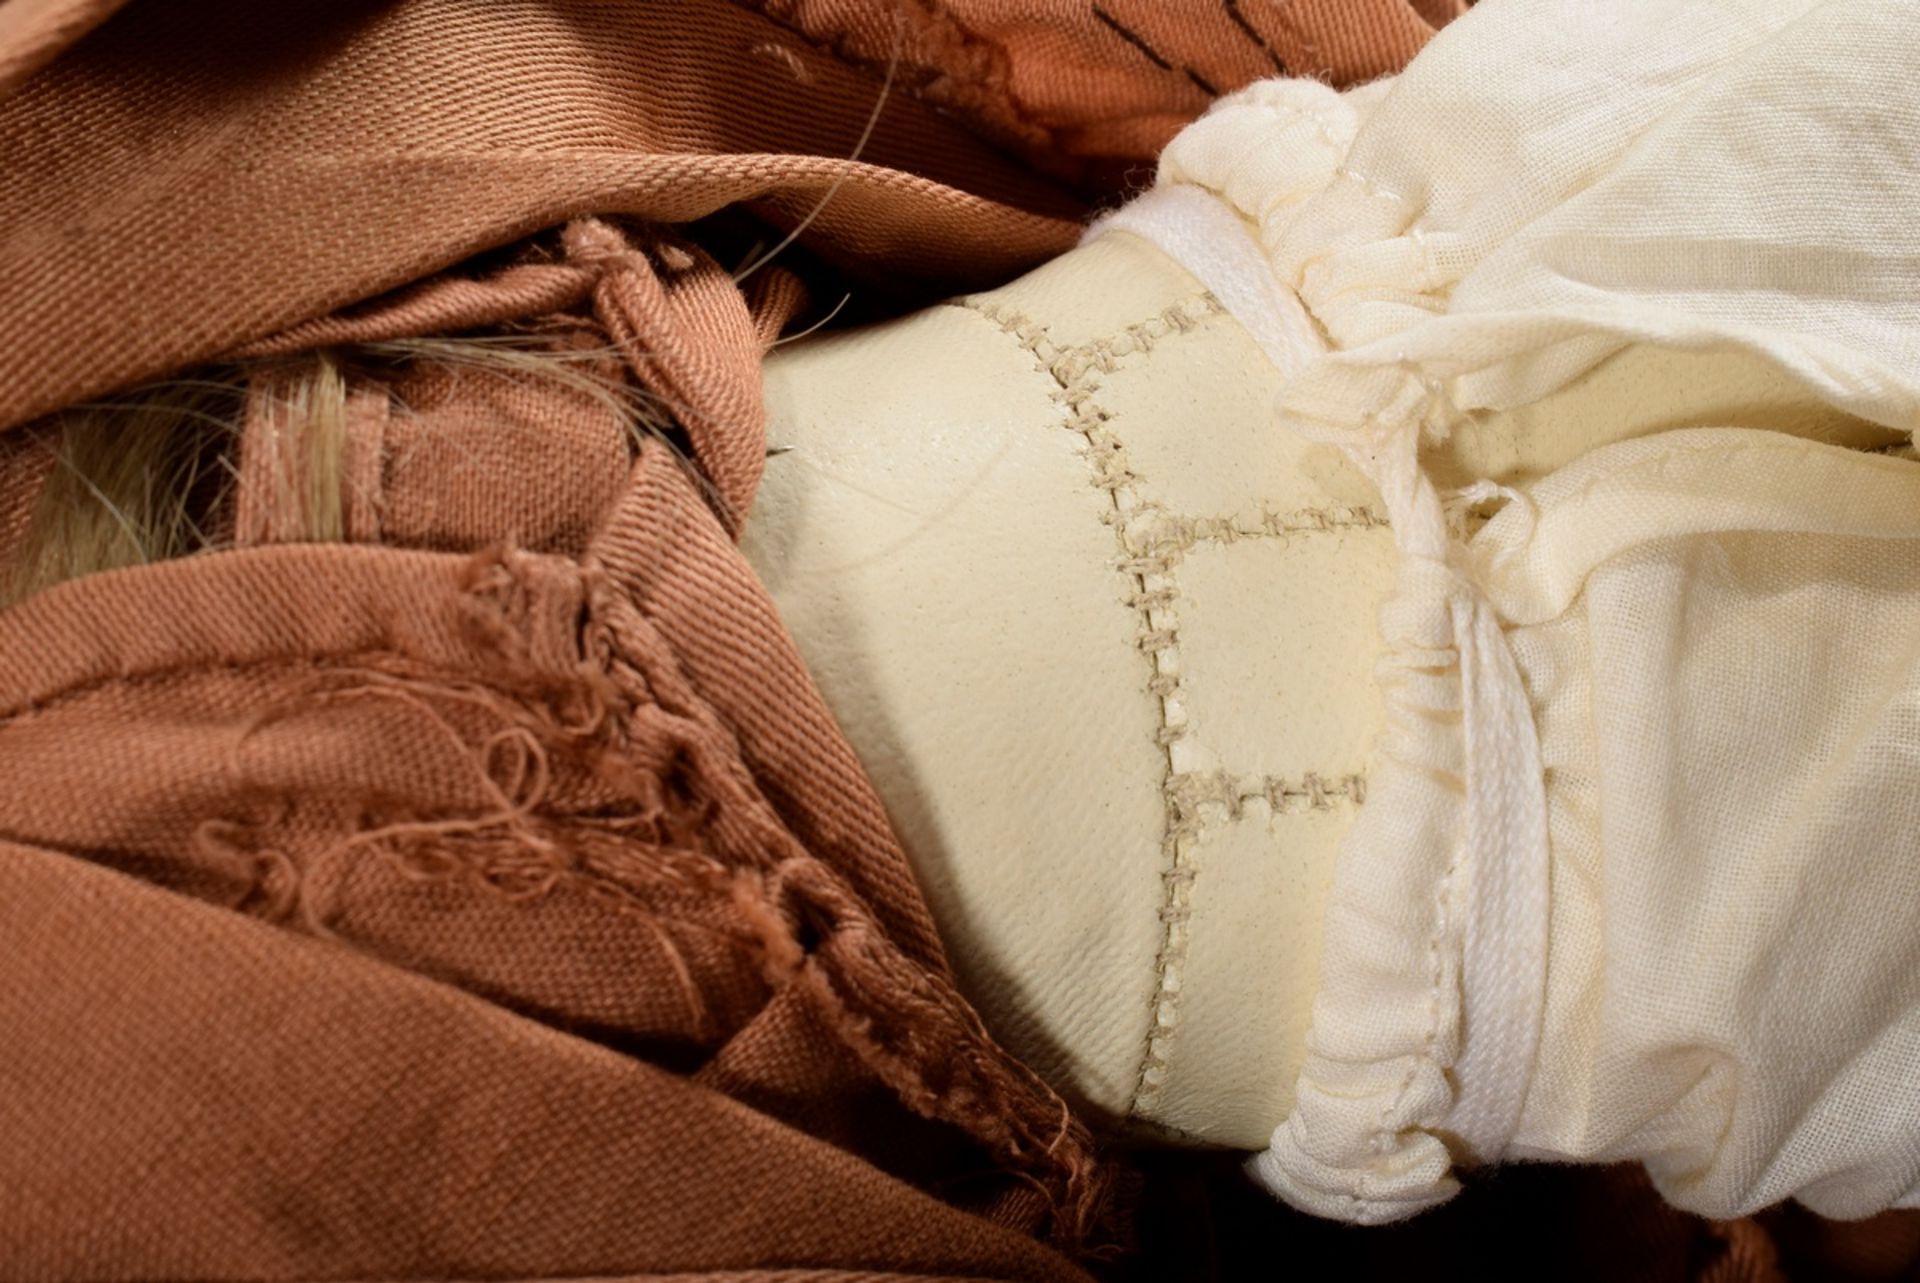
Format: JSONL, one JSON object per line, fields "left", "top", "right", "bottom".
{"left": 3, "top": 336, "right": 669, "bottom": 609}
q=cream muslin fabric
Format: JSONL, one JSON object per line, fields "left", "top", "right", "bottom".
{"left": 1103, "top": 0, "right": 1920, "bottom": 1227}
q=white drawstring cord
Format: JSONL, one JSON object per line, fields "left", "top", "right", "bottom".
{"left": 1087, "top": 186, "right": 1551, "bottom": 1173}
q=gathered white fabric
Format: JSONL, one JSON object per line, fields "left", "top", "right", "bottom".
{"left": 1089, "top": 0, "right": 1920, "bottom": 1225}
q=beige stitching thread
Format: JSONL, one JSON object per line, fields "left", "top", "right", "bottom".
{"left": 943, "top": 290, "right": 1365, "bottom": 1125}
{"left": 947, "top": 293, "right": 1206, "bottom": 1121}
{"left": 1166, "top": 770, "right": 1367, "bottom": 829}
{"left": 1118, "top": 505, "right": 1386, "bottom": 576}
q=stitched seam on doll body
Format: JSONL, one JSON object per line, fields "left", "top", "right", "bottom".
{"left": 943, "top": 291, "right": 1373, "bottom": 1125}
{"left": 1117, "top": 507, "right": 1386, "bottom": 578}
{"left": 1166, "top": 770, "right": 1367, "bottom": 821}
{"left": 944, "top": 293, "right": 1204, "bottom": 1121}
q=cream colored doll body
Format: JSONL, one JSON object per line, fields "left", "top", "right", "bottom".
{"left": 751, "top": 0, "right": 1920, "bottom": 1227}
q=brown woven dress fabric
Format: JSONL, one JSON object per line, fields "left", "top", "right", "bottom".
{"left": 0, "top": 0, "right": 1474, "bottom": 437}
{"left": 745, "top": 0, "right": 1462, "bottom": 182}
{"left": 11, "top": 1, "right": 1914, "bottom": 1280}
{"left": 0, "top": 210, "right": 1098, "bottom": 1272}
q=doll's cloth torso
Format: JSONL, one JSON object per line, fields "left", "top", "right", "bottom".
{"left": 751, "top": 0, "right": 1920, "bottom": 1229}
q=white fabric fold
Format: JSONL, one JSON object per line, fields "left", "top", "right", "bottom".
{"left": 1090, "top": 0, "right": 1920, "bottom": 1224}
{"left": 1087, "top": 186, "right": 1323, "bottom": 379}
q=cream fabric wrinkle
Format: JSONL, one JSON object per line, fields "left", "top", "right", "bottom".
{"left": 1101, "top": 0, "right": 1920, "bottom": 1226}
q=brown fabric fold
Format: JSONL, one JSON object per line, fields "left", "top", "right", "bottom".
{"left": 745, "top": 0, "right": 1467, "bottom": 177}
{"left": 0, "top": 505, "right": 1100, "bottom": 1277}
{"left": 0, "top": 0, "right": 122, "bottom": 97}
{"left": 0, "top": 0, "right": 1474, "bottom": 438}
{"left": 0, "top": 0, "right": 1087, "bottom": 434}
{"left": 570, "top": 221, "right": 775, "bottom": 530}
{"left": 0, "top": 839, "right": 1088, "bottom": 1281}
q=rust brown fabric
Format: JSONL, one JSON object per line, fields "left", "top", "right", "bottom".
{"left": 0, "top": 439, "right": 1103, "bottom": 1278}
{"left": 0, "top": 0, "right": 1468, "bottom": 437}
{"left": 0, "top": 0, "right": 117, "bottom": 95}
{"left": 748, "top": 0, "right": 1463, "bottom": 180}
{"left": 0, "top": 0, "right": 1083, "bottom": 435}
{"left": 0, "top": 429, "right": 55, "bottom": 557}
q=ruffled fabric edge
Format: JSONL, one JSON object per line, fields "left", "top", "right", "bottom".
{"left": 1098, "top": 0, "right": 1920, "bottom": 1222}
{"left": 1089, "top": 76, "right": 1554, "bottom": 1224}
